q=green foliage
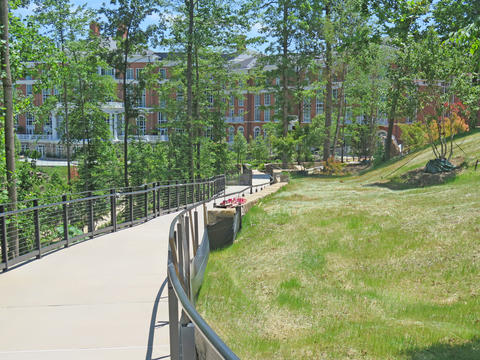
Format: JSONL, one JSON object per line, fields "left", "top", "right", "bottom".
{"left": 247, "top": 136, "right": 269, "bottom": 166}
{"left": 398, "top": 123, "right": 427, "bottom": 153}
{"left": 232, "top": 133, "right": 247, "bottom": 166}
{"left": 129, "top": 141, "right": 168, "bottom": 186}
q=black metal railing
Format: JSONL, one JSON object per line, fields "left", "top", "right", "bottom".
{"left": 167, "top": 177, "right": 272, "bottom": 360}
{"left": 0, "top": 176, "right": 226, "bottom": 272}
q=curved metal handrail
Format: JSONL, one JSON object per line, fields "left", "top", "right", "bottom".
{"left": 167, "top": 175, "right": 272, "bottom": 360}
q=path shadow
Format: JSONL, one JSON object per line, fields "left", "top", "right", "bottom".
{"left": 404, "top": 337, "right": 480, "bottom": 360}
{"left": 146, "top": 277, "right": 169, "bottom": 360}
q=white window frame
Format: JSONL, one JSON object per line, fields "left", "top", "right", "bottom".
{"left": 303, "top": 99, "right": 311, "bottom": 123}
{"left": 159, "top": 68, "right": 166, "bottom": 79}
{"left": 264, "top": 93, "right": 270, "bottom": 106}
{"left": 264, "top": 110, "right": 270, "bottom": 122}
{"left": 137, "top": 115, "right": 146, "bottom": 135}
{"left": 238, "top": 126, "right": 244, "bottom": 136}
{"left": 254, "top": 108, "right": 260, "bottom": 122}
{"left": 316, "top": 96, "right": 324, "bottom": 115}
{"left": 126, "top": 68, "right": 134, "bottom": 80}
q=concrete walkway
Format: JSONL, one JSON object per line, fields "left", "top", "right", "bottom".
{"left": 0, "top": 179, "right": 272, "bottom": 360}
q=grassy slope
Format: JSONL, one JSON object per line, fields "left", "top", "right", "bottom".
{"left": 197, "top": 132, "right": 480, "bottom": 360}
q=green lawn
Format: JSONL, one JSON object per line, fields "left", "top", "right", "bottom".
{"left": 197, "top": 132, "right": 480, "bottom": 359}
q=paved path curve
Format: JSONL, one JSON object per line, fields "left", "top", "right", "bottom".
{"left": 0, "top": 178, "right": 268, "bottom": 360}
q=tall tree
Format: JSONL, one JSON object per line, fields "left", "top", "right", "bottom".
{"left": 66, "top": 35, "right": 118, "bottom": 191}
{"left": 372, "top": 0, "right": 431, "bottom": 160}
{"left": 33, "top": 0, "right": 93, "bottom": 185}
{"left": 0, "top": 0, "right": 16, "bottom": 207}
{"left": 253, "top": 0, "right": 311, "bottom": 166}
{"left": 100, "top": 0, "right": 162, "bottom": 187}
{"left": 161, "top": 0, "right": 248, "bottom": 178}
{"left": 0, "top": 0, "right": 17, "bottom": 255}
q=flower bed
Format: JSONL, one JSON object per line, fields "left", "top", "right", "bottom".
{"left": 216, "top": 197, "right": 246, "bottom": 208}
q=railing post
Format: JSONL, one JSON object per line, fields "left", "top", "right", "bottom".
{"left": 110, "top": 189, "right": 117, "bottom": 232}
{"left": 176, "top": 180, "right": 180, "bottom": 211}
{"left": 194, "top": 210, "right": 199, "bottom": 254}
{"left": 33, "top": 199, "right": 41, "bottom": 258}
{"left": 168, "top": 275, "right": 180, "bottom": 360}
{"left": 88, "top": 191, "right": 94, "bottom": 239}
{"left": 196, "top": 181, "right": 200, "bottom": 203}
{"left": 152, "top": 184, "right": 157, "bottom": 218}
{"left": 129, "top": 187, "right": 134, "bottom": 226}
{"left": 62, "top": 195, "right": 69, "bottom": 247}
{"left": 167, "top": 181, "right": 171, "bottom": 212}
{"left": 184, "top": 214, "right": 191, "bottom": 300}
{"left": 0, "top": 205, "right": 8, "bottom": 270}
{"left": 184, "top": 183, "right": 188, "bottom": 208}
{"left": 157, "top": 181, "right": 162, "bottom": 216}
{"left": 144, "top": 184, "right": 148, "bottom": 221}
{"left": 177, "top": 220, "right": 184, "bottom": 284}
{"left": 190, "top": 180, "right": 195, "bottom": 204}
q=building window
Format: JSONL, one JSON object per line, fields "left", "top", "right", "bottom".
{"left": 207, "top": 93, "right": 214, "bottom": 108}
{"left": 135, "top": 68, "right": 144, "bottom": 79}
{"left": 239, "top": 108, "right": 244, "bottom": 117}
{"left": 264, "top": 110, "right": 270, "bottom": 122}
{"left": 36, "top": 145, "right": 45, "bottom": 158}
{"left": 42, "top": 89, "right": 50, "bottom": 103}
{"left": 126, "top": 68, "right": 134, "bottom": 80}
{"left": 333, "top": 88, "right": 338, "bottom": 101}
{"left": 158, "top": 112, "right": 167, "bottom": 124}
{"left": 254, "top": 108, "right": 260, "bottom": 122}
{"left": 228, "top": 126, "right": 234, "bottom": 143}
{"left": 26, "top": 113, "right": 35, "bottom": 133}
{"left": 254, "top": 94, "right": 260, "bottom": 107}
{"left": 303, "top": 99, "right": 311, "bottom": 123}
{"left": 254, "top": 127, "right": 261, "bottom": 139}
{"left": 56, "top": 145, "right": 63, "bottom": 158}
{"left": 238, "top": 97, "right": 244, "bottom": 107}
{"left": 238, "top": 126, "right": 244, "bottom": 137}
{"left": 229, "top": 108, "right": 234, "bottom": 117}
{"left": 264, "top": 93, "right": 270, "bottom": 106}
{"left": 26, "top": 84, "right": 33, "bottom": 96}
{"left": 159, "top": 68, "right": 167, "bottom": 79}
{"left": 102, "top": 68, "right": 115, "bottom": 78}
{"left": 316, "top": 96, "right": 324, "bottom": 115}
{"left": 21, "top": 144, "right": 29, "bottom": 154}
{"left": 230, "top": 95, "right": 235, "bottom": 107}
{"left": 158, "top": 112, "right": 167, "bottom": 137}
{"left": 275, "top": 77, "right": 280, "bottom": 86}
{"left": 137, "top": 116, "right": 146, "bottom": 135}
{"left": 138, "top": 89, "right": 146, "bottom": 108}
{"left": 176, "top": 90, "right": 183, "bottom": 102}
{"left": 117, "top": 115, "right": 124, "bottom": 136}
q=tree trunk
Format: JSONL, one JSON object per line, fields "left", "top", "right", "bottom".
{"left": 332, "top": 81, "right": 344, "bottom": 158}
{"left": 385, "top": 87, "right": 399, "bottom": 161}
{"left": 186, "top": 0, "right": 195, "bottom": 180}
{"left": 59, "top": 31, "right": 72, "bottom": 186}
{"left": 194, "top": 38, "right": 201, "bottom": 178}
{"left": 281, "top": 1, "right": 289, "bottom": 167}
{"left": 323, "top": 1, "right": 333, "bottom": 162}
{"left": 123, "top": 48, "right": 129, "bottom": 187}
{"left": 1, "top": 0, "right": 18, "bottom": 256}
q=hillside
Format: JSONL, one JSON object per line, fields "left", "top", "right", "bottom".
{"left": 197, "top": 131, "right": 480, "bottom": 360}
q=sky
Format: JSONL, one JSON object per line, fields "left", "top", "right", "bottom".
{"left": 15, "top": 0, "right": 266, "bottom": 52}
